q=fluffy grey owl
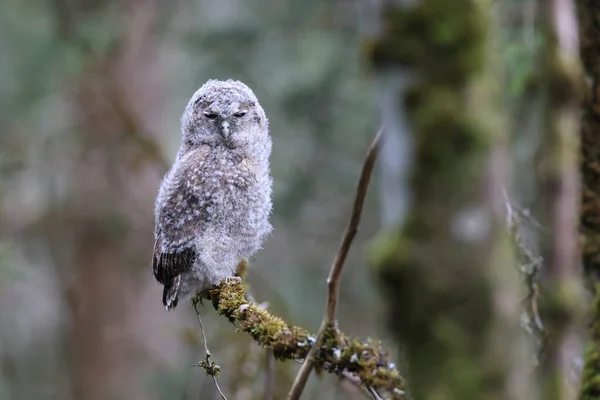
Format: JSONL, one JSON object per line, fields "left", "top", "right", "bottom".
{"left": 153, "top": 79, "right": 272, "bottom": 311}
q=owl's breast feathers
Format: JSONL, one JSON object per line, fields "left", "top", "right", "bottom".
{"left": 153, "top": 146, "right": 270, "bottom": 310}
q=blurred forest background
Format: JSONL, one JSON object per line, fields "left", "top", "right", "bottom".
{"left": 0, "top": 1, "right": 385, "bottom": 399}
{"left": 0, "top": 0, "right": 593, "bottom": 399}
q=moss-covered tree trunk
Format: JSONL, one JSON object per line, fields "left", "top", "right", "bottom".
{"left": 536, "top": 0, "right": 584, "bottom": 399}
{"left": 577, "top": 1, "right": 600, "bottom": 398}
{"left": 367, "top": 0, "right": 531, "bottom": 398}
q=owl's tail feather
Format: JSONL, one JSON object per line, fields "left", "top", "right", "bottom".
{"left": 163, "top": 275, "right": 181, "bottom": 311}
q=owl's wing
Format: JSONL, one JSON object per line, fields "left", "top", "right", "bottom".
{"left": 152, "top": 148, "right": 210, "bottom": 286}
{"left": 152, "top": 237, "right": 196, "bottom": 285}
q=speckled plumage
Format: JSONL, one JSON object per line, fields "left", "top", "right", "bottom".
{"left": 153, "top": 79, "right": 272, "bottom": 311}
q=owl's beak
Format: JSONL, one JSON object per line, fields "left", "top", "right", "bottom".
{"left": 220, "top": 121, "right": 230, "bottom": 140}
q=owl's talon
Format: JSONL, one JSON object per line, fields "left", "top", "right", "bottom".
{"left": 224, "top": 276, "right": 243, "bottom": 285}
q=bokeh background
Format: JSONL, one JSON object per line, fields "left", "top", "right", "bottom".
{"left": 0, "top": 1, "right": 402, "bottom": 399}
{"left": 0, "top": 0, "right": 548, "bottom": 398}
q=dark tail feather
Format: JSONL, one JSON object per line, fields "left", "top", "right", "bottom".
{"left": 163, "top": 275, "right": 181, "bottom": 311}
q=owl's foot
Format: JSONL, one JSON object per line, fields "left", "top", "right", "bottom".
{"left": 224, "top": 276, "right": 243, "bottom": 285}
{"left": 235, "top": 259, "right": 249, "bottom": 280}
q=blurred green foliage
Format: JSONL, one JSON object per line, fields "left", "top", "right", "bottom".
{"left": 0, "top": 0, "right": 555, "bottom": 399}
{"left": 0, "top": 1, "right": 386, "bottom": 399}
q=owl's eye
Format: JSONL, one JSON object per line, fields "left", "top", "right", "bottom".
{"left": 203, "top": 112, "right": 218, "bottom": 120}
{"left": 233, "top": 111, "right": 247, "bottom": 118}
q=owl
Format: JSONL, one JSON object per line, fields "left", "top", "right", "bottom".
{"left": 152, "top": 79, "right": 273, "bottom": 311}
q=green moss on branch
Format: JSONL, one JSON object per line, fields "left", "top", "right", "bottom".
{"left": 204, "top": 281, "right": 405, "bottom": 398}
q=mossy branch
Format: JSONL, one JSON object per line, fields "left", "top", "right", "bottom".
{"left": 201, "top": 280, "right": 405, "bottom": 399}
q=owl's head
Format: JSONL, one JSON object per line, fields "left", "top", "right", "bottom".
{"left": 180, "top": 79, "right": 270, "bottom": 154}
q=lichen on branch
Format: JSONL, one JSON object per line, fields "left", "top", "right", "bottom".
{"left": 202, "top": 280, "right": 405, "bottom": 398}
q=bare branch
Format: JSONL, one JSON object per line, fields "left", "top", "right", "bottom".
{"left": 288, "top": 129, "right": 383, "bottom": 400}
{"left": 367, "top": 387, "right": 384, "bottom": 400}
{"left": 264, "top": 349, "right": 274, "bottom": 400}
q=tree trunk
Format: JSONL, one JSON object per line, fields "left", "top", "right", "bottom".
{"left": 46, "top": 1, "right": 165, "bottom": 398}
{"left": 576, "top": 0, "right": 600, "bottom": 398}
{"left": 366, "top": 0, "right": 531, "bottom": 398}
{"left": 536, "top": 0, "right": 584, "bottom": 399}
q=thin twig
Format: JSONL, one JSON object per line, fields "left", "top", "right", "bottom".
{"left": 367, "top": 387, "right": 384, "bottom": 400}
{"left": 264, "top": 349, "right": 274, "bottom": 400}
{"left": 293, "top": 360, "right": 379, "bottom": 400}
{"left": 341, "top": 372, "right": 384, "bottom": 400}
{"left": 288, "top": 128, "right": 383, "bottom": 400}
{"left": 502, "top": 187, "right": 546, "bottom": 347}
{"left": 193, "top": 302, "right": 227, "bottom": 400}
{"left": 336, "top": 372, "right": 376, "bottom": 400}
